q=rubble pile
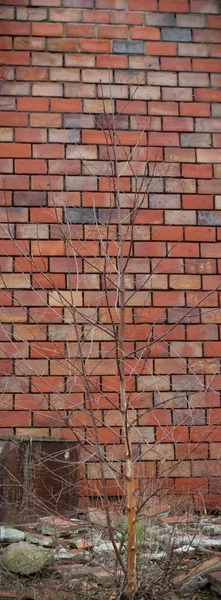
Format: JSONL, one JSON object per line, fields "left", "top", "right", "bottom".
{"left": 1, "top": 508, "right": 221, "bottom": 598}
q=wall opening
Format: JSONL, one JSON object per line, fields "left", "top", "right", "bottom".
{"left": 0, "top": 438, "right": 79, "bottom": 524}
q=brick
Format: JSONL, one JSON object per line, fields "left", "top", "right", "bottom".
{"left": 165, "top": 148, "right": 195, "bottom": 163}
{"left": 148, "top": 102, "right": 178, "bottom": 116}
{"left": 161, "top": 57, "right": 191, "bottom": 71}
{"left": 214, "top": 134, "right": 221, "bottom": 148}
{"left": 160, "top": 0, "right": 189, "bottom": 9}
{"left": 50, "top": 8, "right": 80, "bottom": 20}
{"left": 211, "top": 45, "right": 221, "bottom": 57}
{"left": 51, "top": 98, "right": 81, "bottom": 112}
{"left": 0, "top": 7, "right": 14, "bottom": 18}
{"left": 212, "top": 104, "right": 221, "bottom": 117}
{"left": 181, "top": 133, "right": 212, "bottom": 148}
{"left": 198, "top": 180, "right": 221, "bottom": 194}
{"left": 182, "top": 164, "right": 212, "bottom": 178}
{"left": 32, "top": 23, "right": 62, "bottom": 36}
{"left": 81, "top": 40, "right": 111, "bottom": 53}
{"left": 17, "top": 98, "right": 49, "bottom": 112}
{"left": 162, "top": 27, "right": 191, "bottom": 42}
{"left": 50, "top": 69, "right": 80, "bottom": 82}
{"left": 195, "top": 89, "right": 221, "bottom": 102}
{"left": 168, "top": 242, "right": 199, "bottom": 257}
{"left": 148, "top": 72, "right": 177, "bottom": 86}
{"left": 193, "top": 59, "right": 221, "bottom": 73}
{"left": 113, "top": 41, "right": 144, "bottom": 54}
{"left": 83, "top": 9, "right": 111, "bottom": 22}
{"left": 166, "top": 179, "right": 196, "bottom": 194}
{"left": 177, "top": 13, "right": 206, "bottom": 27}
{"left": 163, "top": 117, "right": 193, "bottom": 132}
{"left": 146, "top": 42, "right": 176, "bottom": 56}
{"left": 32, "top": 52, "right": 62, "bottom": 66}
{"left": 15, "top": 129, "right": 47, "bottom": 143}
{"left": 0, "top": 175, "right": 29, "bottom": 190}
{"left": 162, "top": 87, "right": 192, "bottom": 101}
{"left": 0, "top": 411, "right": 30, "bottom": 426}
{"left": 190, "top": 0, "right": 219, "bottom": 13}
{"left": 180, "top": 102, "right": 210, "bottom": 117}
{"left": 130, "top": 27, "right": 160, "bottom": 40}
{"left": 30, "top": 114, "right": 62, "bottom": 127}
{"left": 128, "top": 0, "right": 157, "bottom": 8}
{"left": 0, "top": 51, "right": 30, "bottom": 65}
{"left": 149, "top": 132, "right": 179, "bottom": 146}
{"left": 129, "top": 86, "right": 160, "bottom": 100}
{"left": 16, "top": 66, "right": 47, "bottom": 80}
{"left": 178, "top": 42, "right": 208, "bottom": 57}
{"left": 193, "top": 29, "right": 221, "bottom": 43}
{"left": 66, "top": 23, "right": 94, "bottom": 36}
{"left": 179, "top": 72, "right": 209, "bottom": 87}
{"left": 65, "top": 54, "right": 94, "bottom": 67}
{"left": 15, "top": 36, "right": 46, "bottom": 51}
{"left": 0, "top": 128, "right": 13, "bottom": 142}
{"left": 196, "top": 118, "right": 221, "bottom": 133}
{"left": 32, "top": 83, "right": 63, "bottom": 96}
{"left": 82, "top": 69, "right": 113, "bottom": 84}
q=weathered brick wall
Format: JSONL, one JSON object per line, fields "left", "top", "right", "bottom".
{"left": 0, "top": 0, "right": 221, "bottom": 508}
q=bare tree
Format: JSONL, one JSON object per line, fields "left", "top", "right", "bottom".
{"left": 0, "top": 100, "right": 219, "bottom": 598}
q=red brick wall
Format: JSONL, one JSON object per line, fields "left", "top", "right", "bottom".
{"left": 0, "top": 0, "right": 221, "bottom": 509}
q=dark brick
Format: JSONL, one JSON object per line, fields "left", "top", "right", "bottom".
{"left": 96, "top": 114, "right": 128, "bottom": 130}
{"left": 198, "top": 211, "right": 221, "bottom": 226}
{"left": 64, "top": 114, "right": 94, "bottom": 129}
{"left": 64, "top": 207, "right": 97, "bottom": 224}
{"left": 145, "top": 12, "right": 176, "bottom": 26}
{"left": 149, "top": 194, "right": 181, "bottom": 209}
{"left": 14, "top": 191, "right": 47, "bottom": 206}
{"left": 181, "top": 133, "right": 212, "bottom": 148}
{"left": 161, "top": 27, "right": 191, "bottom": 42}
{"left": 173, "top": 409, "right": 205, "bottom": 426}
{"left": 168, "top": 307, "right": 200, "bottom": 324}
{"left": 113, "top": 41, "right": 144, "bottom": 55}
{"left": 63, "top": 0, "right": 93, "bottom": 6}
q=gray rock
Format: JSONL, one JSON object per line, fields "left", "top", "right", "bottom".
{"left": 203, "top": 525, "right": 221, "bottom": 536}
{"left": 0, "top": 527, "right": 25, "bottom": 543}
{"left": 174, "top": 545, "right": 196, "bottom": 554}
{"left": 1, "top": 541, "right": 54, "bottom": 575}
{"left": 91, "top": 568, "right": 115, "bottom": 586}
{"left": 55, "top": 548, "right": 90, "bottom": 562}
{"left": 26, "top": 532, "right": 53, "bottom": 547}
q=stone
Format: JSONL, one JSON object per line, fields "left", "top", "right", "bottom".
{"left": 0, "top": 593, "right": 20, "bottom": 599}
{"left": 91, "top": 568, "right": 115, "bottom": 586}
{"left": 88, "top": 507, "right": 107, "bottom": 525}
{"left": 173, "top": 556, "right": 221, "bottom": 593}
{"left": 0, "top": 527, "right": 25, "bottom": 544}
{"left": 145, "top": 503, "right": 170, "bottom": 519}
{"left": 174, "top": 545, "right": 196, "bottom": 554}
{"left": 54, "top": 547, "right": 90, "bottom": 562}
{"left": 75, "top": 539, "right": 93, "bottom": 549}
{"left": 1, "top": 541, "right": 54, "bottom": 575}
{"left": 26, "top": 533, "right": 53, "bottom": 547}
{"left": 159, "top": 516, "right": 194, "bottom": 525}
{"left": 94, "top": 541, "right": 117, "bottom": 553}
{"left": 208, "top": 571, "right": 221, "bottom": 596}
{"left": 38, "top": 516, "right": 80, "bottom": 537}
{"left": 203, "top": 525, "right": 221, "bottom": 536}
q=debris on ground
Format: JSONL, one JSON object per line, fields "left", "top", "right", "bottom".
{"left": 0, "top": 506, "right": 221, "bottom": 599}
